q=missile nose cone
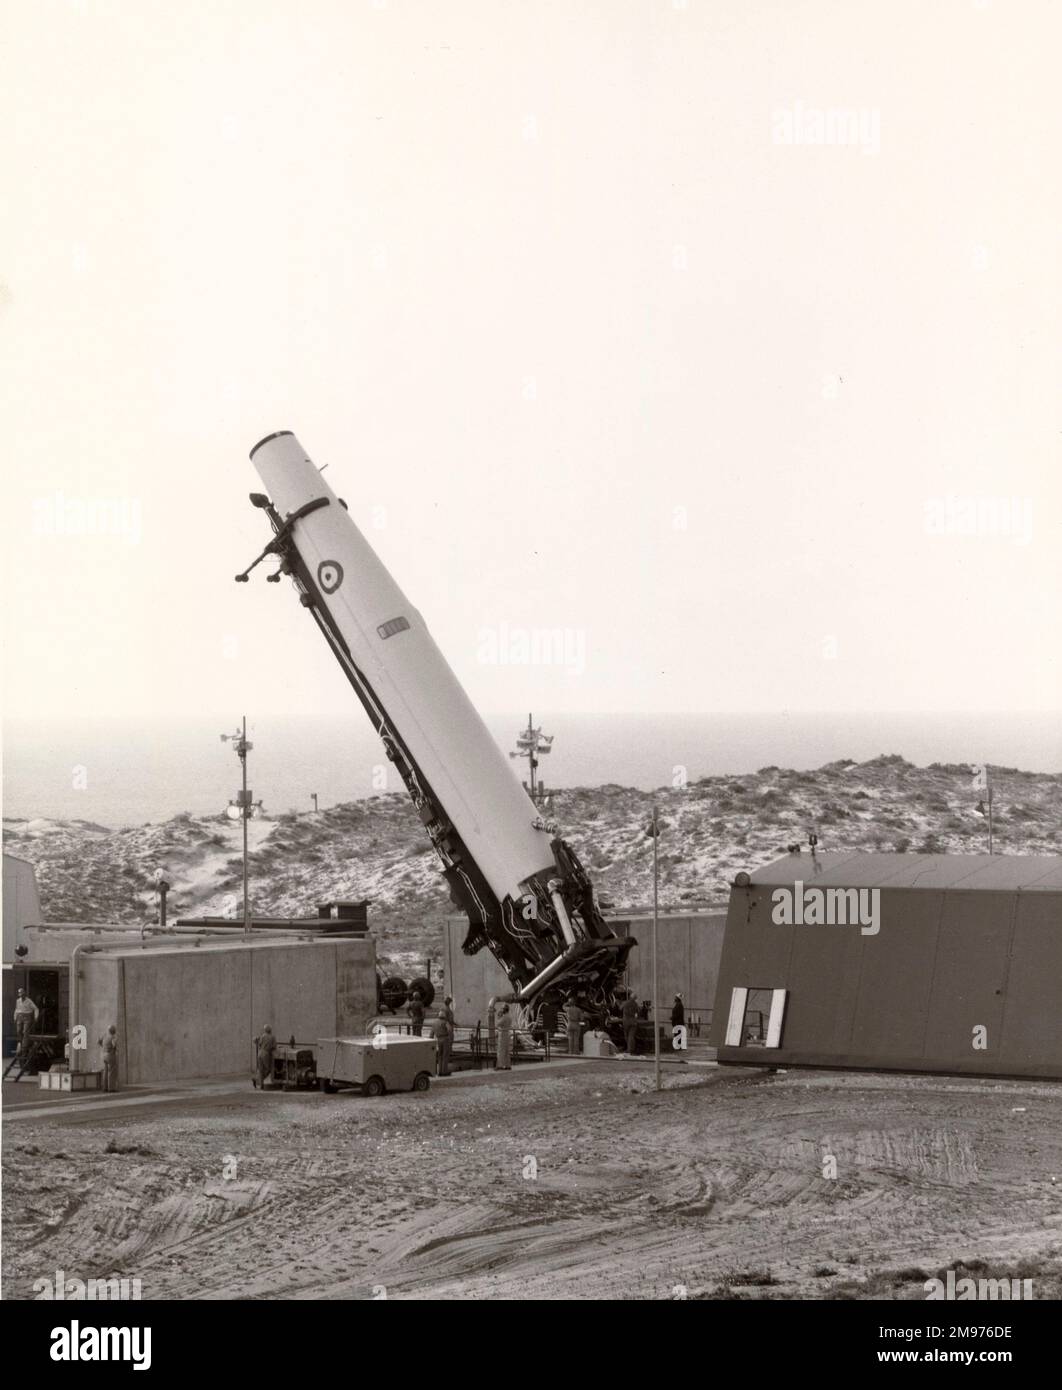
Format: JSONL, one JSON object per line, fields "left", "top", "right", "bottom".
{"left": 249, "top": 429, "right": 294, "bottom": 461}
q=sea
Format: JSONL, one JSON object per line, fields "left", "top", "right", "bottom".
{"left": 3, "top": 711, "right": 1059, "bottom": 829}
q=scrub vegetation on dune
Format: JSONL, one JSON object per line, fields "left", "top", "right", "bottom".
{"left": 5, "top": 757, "right": 1059, "bottom": 966}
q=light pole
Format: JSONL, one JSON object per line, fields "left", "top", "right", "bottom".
{"left": 648, "top": 805, "right": 661, "bottom": 1091}
{"left": 221, "top": 717, "right": 254, "bottom": 936}
{"left": 311, "top": 793, "right": 318, "bottom": 813}
{"left": 974, "top": 764, "right": 994, "bottom": 854}
{"left": 510, "top": 713, "right": 553, "bottom": 801}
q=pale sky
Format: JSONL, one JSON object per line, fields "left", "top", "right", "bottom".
{"left": 2, "top": 0, "right": 1060, "bottom": 721}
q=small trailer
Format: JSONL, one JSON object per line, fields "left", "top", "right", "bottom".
{"left": 315, "top": 1035, "right": 436, "bottom": 1096}
{"left": 271, "top": 1043, "right": 318, "bottom": 1091}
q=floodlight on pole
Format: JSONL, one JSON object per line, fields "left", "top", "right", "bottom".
{"left": 221, "top": 716, "right": 254, "bottom": 935}
{"left": 509, "top": 712, "right": 553, "bottom": 801}
{"left": 647, "top": 805, "right": 662, "bottom": 1092}
{"left": 973, "top": 763, "right": 994, "bottom": 855}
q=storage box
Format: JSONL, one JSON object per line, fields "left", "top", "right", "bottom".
{"left": 583, "top": 1030, "right": 617, "bottom": 1058}
{"left": 38, "top": 1069, "right": 102, "bottom": 1092}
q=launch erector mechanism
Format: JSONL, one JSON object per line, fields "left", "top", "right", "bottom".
{"left": 238, "top": 431, "right": 634, "bottom": 1024}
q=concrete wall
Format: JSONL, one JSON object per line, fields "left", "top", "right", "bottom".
{"left": 444, "top": 911, "right": 726, "bottom": 1027}
{"left": 75, "top": 938, "right": 377, "bottom": 1084}
{"left": 25, "top": 926, "right": 174, "bottom": 964}
{"left": 711, "top": 883, "right": 1062, "bottom": 1080}
{"left": 444, "top": 919, "right": 510, "bottom": 1026}
{"left": 618, "top": 913, "right": 726, "bottom": 1023}
{"left": 3, "top": 855, "right": 42, "bottom": 962}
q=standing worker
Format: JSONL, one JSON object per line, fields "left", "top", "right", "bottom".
{"left": 442, "top": 994, "right": 455, "bottom": 1068}
{"left": 621, "top": 992, "right": 639, "bottom": 1056}
{"left": 433, "top": 1007, "right": 452, "bottom": 1077}
{"left": 496, "top": 1002, "right": 512, "bottom": 1070}
{"left": 13, "top": 988, "right": 39, "bottom": 1063}
{"left": 407, "top": 991, "right": 425, "bottom": 1037}
{"left": 540, "top": 997, "right": 558, "bottom": 1057}
{"left": 98, "top": 1024, "right": 119, "bottom": 1092}
{"left": 254, "top": 1024, "right": 276, "bottom": 1090}
{"left": 486, "top": 996, "right": 497, "bottom": 1058}
{"left": 671, "top": 994, "right": 685, "bottom": 1028}
{"left": 566, "top": 997, "right": 585, "bottom": 1057}
{"left": 541, "top": 997, "right": 558, "bottom": 1037}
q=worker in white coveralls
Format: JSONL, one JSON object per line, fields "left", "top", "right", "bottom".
{"left": 98, "top": 1025, "right": 119, "bottom": 1092}
{"left": 14, "top": 988, "right": 39, "bottom": 1061}
{"left": 495, "top": 1003, "right": 512, "bottom": 1070}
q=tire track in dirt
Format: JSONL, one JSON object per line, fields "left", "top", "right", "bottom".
{"left": 5, "top": 1068, "right": 1060, "bottom": 1300}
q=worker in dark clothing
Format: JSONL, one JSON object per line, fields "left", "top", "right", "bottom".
{"left": 671, "top": 994, "right": 685, "bottom": 1027}
{"left": 98, "top": 1025, "right": 119, "bottom": 1092}
{"left": 496, "top": 1003, "right": 512, "bottom": 1070}
{"left": 621, "top": 994, "right": 639, "bottom": 1055}
{"left": 566, "top": 998, "right": 585, "bottom": 1057}
{"left": 539, "top": 998, "right": 558, "bottom": 1054}
{"left": 254, "top": 1025, "right": 276, "bottom": 1090}
{"left": 407, "top": 991, "right": 425, "bottom": 1036}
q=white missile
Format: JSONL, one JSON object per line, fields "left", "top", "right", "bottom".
{"left": 241, "top": 430, "right": 633, "bottom": 1015}
{"left": 249, "top": 430, "right": 554, "bottom": 905}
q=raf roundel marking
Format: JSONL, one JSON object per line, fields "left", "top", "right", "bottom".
{"left": 318, "top": 560, "right": 344, "bottom": 594}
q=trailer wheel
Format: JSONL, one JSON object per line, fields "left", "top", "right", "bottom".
{"left": 364, "top": 1075, "right": 385, "bottom": 1098}
{"left": 379, "top": 976, "right": 409, "bottom": 1011}
{"left": 412, "top": 1072, "right": 431, "bottom": 1092}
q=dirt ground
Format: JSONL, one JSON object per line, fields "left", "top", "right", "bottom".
{"left": 4, "top": 1063, "right": 1061, "bottom": 1301}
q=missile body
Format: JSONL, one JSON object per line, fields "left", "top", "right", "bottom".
{"left": 244, "top": 431, "right": 633, "bottom": 1016}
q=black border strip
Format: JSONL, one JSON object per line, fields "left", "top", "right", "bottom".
{"left": 249, "top": 429, "right": 294, "bottom": 460}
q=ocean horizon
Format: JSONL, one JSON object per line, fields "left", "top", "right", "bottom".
{"left": 3, "top": 711, "right": 1059, "bottom": 829}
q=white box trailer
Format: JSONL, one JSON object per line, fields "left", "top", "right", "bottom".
{"left": 316, "top": 1035, "right": 436, "bottom": 1096}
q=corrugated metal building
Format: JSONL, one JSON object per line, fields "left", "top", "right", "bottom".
{"left": 710, "top": 852, "right": 1062, "bottom": 1080}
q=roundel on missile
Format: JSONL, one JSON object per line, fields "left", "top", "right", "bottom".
{"left": 318, "top": 560, "right": 344, "bottom": 594}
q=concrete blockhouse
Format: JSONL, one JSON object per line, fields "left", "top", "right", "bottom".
{"left": 13, "top": 927, "right": 378, "bottom": 1084}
